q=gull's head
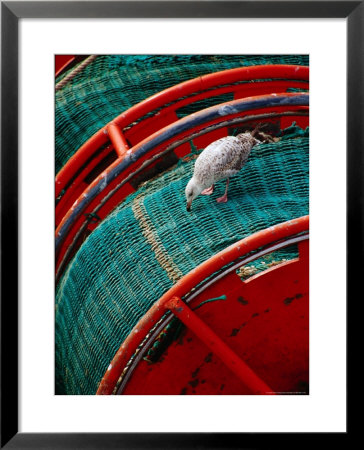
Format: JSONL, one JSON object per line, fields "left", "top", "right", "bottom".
{"left": 185, "top": 177, "right": 203, "bottom": 212}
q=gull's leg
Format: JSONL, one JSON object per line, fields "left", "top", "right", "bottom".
{"left": 217, "top": 179, "right": 229, "bottom": 203}
{"left": 201, "top": 184, "right": 214, "bottom": 195}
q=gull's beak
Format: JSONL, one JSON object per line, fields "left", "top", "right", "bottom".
{"left": 186, "top": 200, "right": 192, "bottom": 212}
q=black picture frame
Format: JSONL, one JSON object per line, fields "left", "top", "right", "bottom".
{"left": 1, "top": 1, "right": 359, "bottom": 448}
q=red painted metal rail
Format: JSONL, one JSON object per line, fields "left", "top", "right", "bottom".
{"left": 56, "top": 65, "right": 308, "bottom": 221}
{"left": 97, "top": 216, "right": 309, "bottom": 395}
{"left": 55, "top": 55, "right": 76, "bottom": 77}
{"left": 164, "top": 296, "right": 275, "bottom": 394}
{"left": 55, "top": 93, "right": 308, "bottom": 280}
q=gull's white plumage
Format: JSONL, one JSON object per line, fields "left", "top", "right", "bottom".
{"left": 185, "top": 132, "right": 259, "bottom": 211}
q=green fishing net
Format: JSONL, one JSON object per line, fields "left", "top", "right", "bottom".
{"left": 55, "top": 54, "right": 308, "bottom": 174}
{"left": 55, "top": 133, "right": 309, "bottom": 395}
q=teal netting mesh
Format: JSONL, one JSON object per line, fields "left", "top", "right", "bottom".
{"left": 55, "top": 54, "right": 308, "bottom": 174}
{"left": 55, "top": 133, "right": 309, "bottom": 395}
{"left": 236, "top": 244, "right": 299, "bottom": 281}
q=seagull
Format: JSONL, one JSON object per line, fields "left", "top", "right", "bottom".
{"left": 185, "top": 131, "right": 260, "bottom": 212}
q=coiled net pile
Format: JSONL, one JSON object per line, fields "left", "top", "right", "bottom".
{"left": 55, "top": 54, "right": 309, "bottom": 173}
{"left": 56, "top": 131, "right": 309, "bottom": 394}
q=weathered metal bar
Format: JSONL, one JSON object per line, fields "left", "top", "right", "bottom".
{"left": 164, "top": 296, "right": 275, "bottom": 395}
{"left": 55, "top": 64, "right": 309, "bottom": 197}
{"left": 55, "top": 93, "right": 309, "bottom": 256}
{"left": 107, "top": 123, "right": 130, "bottom": 156}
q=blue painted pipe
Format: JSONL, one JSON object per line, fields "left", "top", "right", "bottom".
{"left": 56, "top": 93, "right": 309, "bottom": 252}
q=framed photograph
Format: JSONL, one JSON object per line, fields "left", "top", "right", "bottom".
{"left": 1, "top": 1, "right": 358, "bottom": 448}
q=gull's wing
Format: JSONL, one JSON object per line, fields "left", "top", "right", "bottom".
{"left": 195, "top": 136, "right": 250, "bottom": 178}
